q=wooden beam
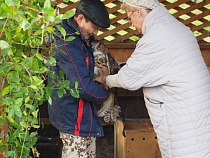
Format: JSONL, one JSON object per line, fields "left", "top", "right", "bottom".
{"left": 164, "top": 0, "right": 189, "bottom": 10}
{"left": 196, "top": 30, "right": 210, "bottom": 41}
{"left": 179, "top": 9, "right": 210, "bottom": 25}
{"left": 173, "top": 1, "right": 208, "bottom": 18}
{"left": 97, "top": 23, "right": 131, "bottom": 40}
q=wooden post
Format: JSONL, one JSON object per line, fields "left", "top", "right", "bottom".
{"left": 0, "top": 76, "right": 8, "bottom": 158}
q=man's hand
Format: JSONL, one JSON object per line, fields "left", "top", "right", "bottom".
{"left": 94, "top": 75, "right": 108, "bottom": 89}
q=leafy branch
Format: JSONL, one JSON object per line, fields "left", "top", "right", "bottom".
{"left": 0, "top": 0, "right": 78, "bottom": 157}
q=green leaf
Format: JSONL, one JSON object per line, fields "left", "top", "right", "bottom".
{"left": 7, "top": 71, "right": 20, "bottom": 83}
{"left": 32, "top": 110, "right": 38, "bottom": 118}
{"left": 1, "top": 86, "right": 10, "bottom": 96}
{"left": 62, "top": 10, "right": 75, "bottom": 20}
{"left": 45, "top": 26, "right": 55, "bottom": 34}
{"left": 7, "top": 115, "right": 15, "bottom": 123}
{"left": 20, "top": 20, "right": 31, "bottom": 30}
{"left": 0, "top": 40, "right": 10, "bottom": 49}
{"left": 5, "top": 151, "right": 15, "bottom": 157}
{"left": 44, "top": 0, "right": 51, "bottom": 8}
{"left": 14, "top": 105, "right": 22, "bottom": 118}
{"left": 32, "top": 58, "right": 41, "bottom": 71}
{"left": 35, "top": 53, "right": 44, "bottom": 61}
{"left": 5, "top": 0, "right": 19, "bottom": 7}
{"left": 8, "top": 108, "right": 14, "bottom": 117}
{"left": 2, "top": 48, "right": 10, "bottom": 57}
{"left": 30, "top": 85, "right": 38, "bottom": 89}
{"left": 47, "top": 56, "right": 56, "bottom": 66}
{"left": 23, "top": 111, "right": 27, "bottom": 116}
{"left": 0, "top": 63, "right": 13, "bottom": 75}
{"left": 2, "top": 97, "right": 13, "bottom": 105}
{"left": 63, "top": 0, "right": 70, "bottom": 3}
{"left": 59, "top": 70, "right": 65, "bottom": 80}
{"left": 75, "top": 31, "right": 80, "bottom": 35}
{"left": 45, "top": 87, "right": 52, "bottom": 97}
{"left": 0, "top": 140, "right": 7, "bottom": 150}
{"left": 43, "top": 7, "right": 55, "bottom": 22}
{"left": 70, "top": 89, "right": 79, "bottom": 98}
{"left": 34, "top": 30, "right": 42, "bottom": 36}
{"left": 65, "top": 36, "right": 75, "bottom": 42}
{"left": 57, "top": 89, "right": 66, "bottom": 98}
{"left": 31, "top": 118, "right": 38, "bottom": 124}
{"left": 15, "top": 98, "right": 23, "bottom": 106}
{"left": 48, "top": 96, "right": 52, "bottom": 105}
{"left": 59, "top": 80, "right": 70, "bottom": 88}
{"left": 54, "top": 15, "right": 63, "bottom": 24}
{"left": 32, "top": 124, "right": 40, "bottom": 128}
{"left": 20, "top": 121, "right": 28, "bottom": 128}
{"left": 75, "top": 81, "right": 79, "bottom": 89}
{"left": 25, "top": 104, "right": 34, "bottom": 110}
{"left": 33, "top": 66, "right": 48, "bottom": 74}
{"left": 12, "top": 63, "right": 22, "bottom": 71}
{"left": 25, "top": 96, "right": 30, "bottom": 103}
{"left": 30, "top": 132, "right": 37, "bottom": 137}
{"left": 32, "top": 76, "right": 43, "bottom": 85}
{"left": 56, "top": 25, "right": 66, "bottom": 39}
{"left": 21, "top": 58, "right": 32, "bottom": 70}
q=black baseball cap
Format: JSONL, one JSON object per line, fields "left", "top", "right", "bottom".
{"left": 77, "top": 0, "right": 110, "bottom": 28}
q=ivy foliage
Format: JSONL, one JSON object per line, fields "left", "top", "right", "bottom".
{"left": 0, "top": 0, "right": 79, "bottom": 157}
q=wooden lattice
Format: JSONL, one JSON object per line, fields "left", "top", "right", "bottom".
{"left": 53, "top": 0, "right": 210, "bottom": 44}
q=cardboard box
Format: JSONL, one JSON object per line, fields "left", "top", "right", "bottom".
{"left": 114, "top": 119, "right": 161, "bottom": 158}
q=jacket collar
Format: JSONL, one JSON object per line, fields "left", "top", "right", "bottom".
{"left": 142, "top": 5, "right": 167, "bottom": 35}
{"left": 66, "top": 17, "right": 86, "bottom": 42}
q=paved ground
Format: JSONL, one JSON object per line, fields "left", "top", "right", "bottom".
{"left": 96, "top": 125, "right": 114, "bottom": 158}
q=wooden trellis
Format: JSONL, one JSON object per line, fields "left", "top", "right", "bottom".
{"left": 53, "top": 0, "right": 210, "bottom": 44}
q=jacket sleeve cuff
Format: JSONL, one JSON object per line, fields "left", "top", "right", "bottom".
{"left": 106, "top": 74, "right": 122, "bottom": 88}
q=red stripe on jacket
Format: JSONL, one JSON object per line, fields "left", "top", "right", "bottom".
{"left": 74, "top": 98, "right": 84, "bottom": 136}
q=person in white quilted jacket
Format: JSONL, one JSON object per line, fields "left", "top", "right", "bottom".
{"left": 94, "top": 0, "right": 210, "bottom": 157}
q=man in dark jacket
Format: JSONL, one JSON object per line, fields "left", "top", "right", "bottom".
{"left": 48, "top": 0, "right": 110, "bottom": 157}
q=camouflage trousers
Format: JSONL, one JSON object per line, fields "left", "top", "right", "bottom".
{"left": 60, "top": 132, "right": 96, "bottom": 158}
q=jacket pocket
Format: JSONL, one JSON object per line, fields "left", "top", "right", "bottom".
{"left": 146, "top": 97, "right": 164, "bottom": 108}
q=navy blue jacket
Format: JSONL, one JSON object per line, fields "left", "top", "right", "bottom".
{"left": 48, "top": 18, "right": 109, "bottom": 137}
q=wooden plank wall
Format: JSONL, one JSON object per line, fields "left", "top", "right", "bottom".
{"left": 106, "top": 43, "right": 210, "bottom": 67}
{"left": 201, "top": 45, "right": 210, "bottom": 67}
{"left": 105, "top": 43, "right": 210, "bottom": 118}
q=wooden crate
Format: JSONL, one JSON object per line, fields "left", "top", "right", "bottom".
{"left": 114, "top": 119, "right": 161, "bottom": 158}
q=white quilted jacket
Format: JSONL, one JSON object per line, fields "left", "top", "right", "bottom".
{"left": 107, "top": 5, "right": 210, "bottom": 158}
